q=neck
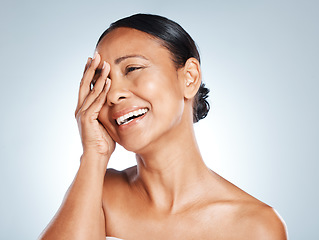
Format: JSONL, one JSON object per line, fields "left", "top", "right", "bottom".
{"left": 134, "top": 119, "right": 213, "bottom": 213}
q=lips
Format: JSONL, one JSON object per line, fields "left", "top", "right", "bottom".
{"left": 116, "top": 108, "right": 149, "bottom": 126}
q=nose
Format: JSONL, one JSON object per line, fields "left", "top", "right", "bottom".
{"left": 106, "top": 78, "right": 132, "bottom": 106}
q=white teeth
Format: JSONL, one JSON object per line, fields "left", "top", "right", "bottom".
{"left": 116, "top": 108, "right": 148, "bottom": 125}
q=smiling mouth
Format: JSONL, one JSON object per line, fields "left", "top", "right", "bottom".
{"left": 116, "top": 108, "right": 149, "bottom": 126}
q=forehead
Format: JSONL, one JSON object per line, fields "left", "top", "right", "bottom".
{"left": 96, "top": 27, "right": 170, "bottom": 63}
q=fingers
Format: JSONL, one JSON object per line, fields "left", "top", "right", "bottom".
{"left": 79, "top": 61, "right": 110, "bottom": 113}
{"left": 76, "top": 52, "right": 100, "bottom": 115}
{"left": 75, "top": 52, "right": 110, "bottom": 116}
{"left": 87, "top": 78, "right": 111, "bottom": 121}
{"left": 83, "top": 57, "right": 91, "bottom": 75}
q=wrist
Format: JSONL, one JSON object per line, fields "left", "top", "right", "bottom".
{"left": 80, "top": 152, "right": 110, "bottom": 173}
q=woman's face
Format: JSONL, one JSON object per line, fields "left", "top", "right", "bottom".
{"left": 96, "top": 27, "right": 187, "bottom": 153}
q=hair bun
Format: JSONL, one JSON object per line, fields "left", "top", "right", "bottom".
{"left": 193, "top": 83, "right": 210, "bottom": 123}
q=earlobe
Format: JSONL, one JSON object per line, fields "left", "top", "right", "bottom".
{"left": 183, "top": 58, "right": 201, "bottom": 99}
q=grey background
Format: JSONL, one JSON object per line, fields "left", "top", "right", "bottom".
{"left": 1, "top": 0, "right": 318, "bottom": 239}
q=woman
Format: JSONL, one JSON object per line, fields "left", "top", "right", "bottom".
{"left": 39, "top": 14, "right": 287, "bottom": 239}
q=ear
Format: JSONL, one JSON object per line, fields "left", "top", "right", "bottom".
{"left": 181, "top": 58, "right": 201, "bottom": 99}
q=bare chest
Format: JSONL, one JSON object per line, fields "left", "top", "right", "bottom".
{"left": 105, "top": 203, "right": 239, "bottom": 240}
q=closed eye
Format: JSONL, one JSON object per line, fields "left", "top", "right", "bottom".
{"left": 125, "top": 66, "right": 143, "bottom": 75}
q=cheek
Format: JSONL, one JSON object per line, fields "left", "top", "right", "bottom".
{"left": 136, "top": 79, "right": 157, "bottom": 96}
{"left": 134, "top": 70, "right": 159, "bottom": 94}
{"left": 136, "top": 72, "right": 184, "bottom": 123}
{"left": 135, "top": 68, "right": 183, "bottom": 102}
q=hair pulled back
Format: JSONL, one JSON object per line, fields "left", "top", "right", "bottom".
{"left": 97, "top": 13, "right": 210, "bottom": 123}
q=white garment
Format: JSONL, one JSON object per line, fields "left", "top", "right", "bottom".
{"left": 106, "top": 237, "right": 123, "bottom": 240}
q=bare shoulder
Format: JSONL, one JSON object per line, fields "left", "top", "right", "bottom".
{"left": 104, "top": 166, "right": 137, "bottom": 182}
{"left": 102, "top": 166, "right": 137, "bottom": 203}
{"left": 205, "top": 197, "right": 288, "bottom": 239}
{"left": 237, "top": 203, "right": 288, "bottom": 240}
{"left": 205, "top": 172, "right": 288, "bottom": 239}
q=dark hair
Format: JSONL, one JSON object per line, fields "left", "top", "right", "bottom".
{"left": 97, "top": 13, "right": 210, "bottom": 123}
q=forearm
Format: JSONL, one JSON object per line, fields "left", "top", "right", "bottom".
{"left": 39, "top": 154, "right": 109, "bottom": 240}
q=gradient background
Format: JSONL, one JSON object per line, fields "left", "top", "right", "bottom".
{"left": 1, "top": 0, "right": 318, "bottom": 239}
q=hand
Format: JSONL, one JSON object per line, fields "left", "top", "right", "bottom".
{"left": 75, "top": 52, "right": 115, "bottom": 160}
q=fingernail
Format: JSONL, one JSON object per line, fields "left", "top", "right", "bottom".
{"left": 102, "top": 61, "right": 107, "bottom": 69}
{"left": 93, "top": 51, "right": 98, "bottom": 60}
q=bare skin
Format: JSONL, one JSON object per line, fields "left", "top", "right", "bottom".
{"left": 39, "top": 28, "right": 287, "bottom": 240}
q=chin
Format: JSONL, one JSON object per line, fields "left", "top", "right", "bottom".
{"left": 116, "top": 135, "right": 151, "bottom": 154}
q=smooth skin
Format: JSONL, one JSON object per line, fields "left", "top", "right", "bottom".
{"left": 39, "top": 28, "right": 287, "bottom": 240}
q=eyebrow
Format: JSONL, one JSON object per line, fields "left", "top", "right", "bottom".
{"left": 114, "top": 54, "right": 149, "bottom": 64}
